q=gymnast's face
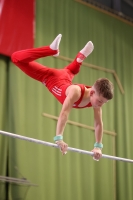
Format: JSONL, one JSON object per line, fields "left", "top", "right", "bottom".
{"left": 90, "top": 90, "right": 108, "bottom": 108}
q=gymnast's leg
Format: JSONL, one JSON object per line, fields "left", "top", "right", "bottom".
{"left": 65, "top": 41, "right": 94, "bottom": 75}
{"left": 11, "top": 34, "right": 62, "bottom": 82}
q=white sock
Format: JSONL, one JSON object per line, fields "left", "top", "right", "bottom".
{"left": 77, "top": 41, "right": 94, "bottom": 63}
{"left": 50, "top": 34, "right": 62, "bottom": 56}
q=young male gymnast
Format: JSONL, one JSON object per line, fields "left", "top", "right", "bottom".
{"left": 11, "top": 34, "right": 114, "bottom": 161}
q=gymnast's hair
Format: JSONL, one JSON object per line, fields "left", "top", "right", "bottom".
{"left": 93, "top": 78, "right": 114, "bottom": 100}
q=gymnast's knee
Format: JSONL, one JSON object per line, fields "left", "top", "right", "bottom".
{"left": 11, "top": 51, "right": 21, "bottom": 64}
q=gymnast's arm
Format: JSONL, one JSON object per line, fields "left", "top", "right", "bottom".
{"left": 55, "top": 86, "right": 81, "bottom": 155}
{"left": 91, "top": 107, "right": 103, "bottom": 160}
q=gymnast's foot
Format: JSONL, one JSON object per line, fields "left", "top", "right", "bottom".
{"left": 77, "top": 41, "right": 94, "bottom": 63}
{"left": 50, "top": 34, "right": 62, "bottom": 57}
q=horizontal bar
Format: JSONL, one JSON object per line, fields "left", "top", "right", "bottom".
{"left": 0, "top": 130, "right": 133, "bottom": 163}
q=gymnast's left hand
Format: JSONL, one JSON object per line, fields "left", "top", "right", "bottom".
{"left": 91, "top": 148, "right": 102, "bottom": 161}
{"left": 56, "top": 140, "right": 68, "bottom": 155}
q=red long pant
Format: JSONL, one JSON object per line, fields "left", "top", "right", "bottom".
{"left": 11, "top": 46, "right": 82, "bottom": 104}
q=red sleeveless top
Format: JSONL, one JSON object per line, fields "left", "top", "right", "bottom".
{"left": 72, "top": 84, "right": 92, "bottom": 109}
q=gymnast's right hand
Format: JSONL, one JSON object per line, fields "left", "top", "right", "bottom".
{"left": 56, "top": 140, "right": 68, "bottom": 155}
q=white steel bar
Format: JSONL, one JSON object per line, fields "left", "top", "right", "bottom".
{"left": 0, "top": 130, "right": 133, "bottom": 163}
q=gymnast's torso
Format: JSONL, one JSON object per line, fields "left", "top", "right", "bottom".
{"left": 44, "top": 80, "right": 92, "bottom": 109}
{"left": 42, "top": 68, "right": 92, "bottom": 109}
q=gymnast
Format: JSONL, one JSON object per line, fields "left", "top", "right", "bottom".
{"left": 11, "top": 34, "right": 114, "bottom": 161}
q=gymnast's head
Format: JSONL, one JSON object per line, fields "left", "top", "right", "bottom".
{"left": 90, "top": 78, "right": 114, "bottom": 108}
